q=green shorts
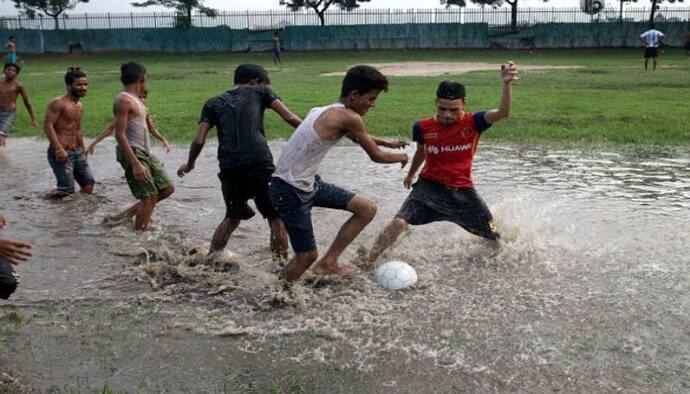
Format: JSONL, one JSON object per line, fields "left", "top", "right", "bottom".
{"left": 116, "top": 146, "right": 172, "bottom": 200}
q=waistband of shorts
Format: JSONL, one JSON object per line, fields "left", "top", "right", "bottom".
{"left": 0, "top": 109, "right": 16, "bottom": 114}
{"left": 49, "top": 144, "right": 81, "bottom": 151}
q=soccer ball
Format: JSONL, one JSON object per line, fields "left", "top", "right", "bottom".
{"left": 375, "top": 260, "right": 417, "bottom": 291}
{"left": 580, "top": 0, "right": 604, "bottom": 15}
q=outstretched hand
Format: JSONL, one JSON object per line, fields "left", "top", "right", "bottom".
{"left": 0, "top": 238, "right": 32, "bottom": 265}
{"left": 385, "top": 139, "right": 409, "bottom": 149}
{"left": 501, "top": 61, "right": 518, "bottom": 83}
{"left": 177, "top": 163, "right": 194, "bottom": 178}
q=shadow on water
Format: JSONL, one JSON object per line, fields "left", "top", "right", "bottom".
{"left": 1, "top": 138, "right": 689, "bottom": 392}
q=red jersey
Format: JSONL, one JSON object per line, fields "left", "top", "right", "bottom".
{"left": 413, "top": 111, "right": 491, "bottom": 189}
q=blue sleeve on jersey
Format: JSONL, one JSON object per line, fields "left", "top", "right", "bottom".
{"left": 412, "top": 122, "right": 423, "bottom": 143}
{"left": 474, "top": 111, "right": 491, "bottom": 134}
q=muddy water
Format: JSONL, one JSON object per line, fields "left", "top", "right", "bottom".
{"left": 0, "top": 138, "right": 689, "bottom": 392}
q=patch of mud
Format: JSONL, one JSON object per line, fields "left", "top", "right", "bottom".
{"left": 320, "top": 62, "right": 582, "bottom": 77}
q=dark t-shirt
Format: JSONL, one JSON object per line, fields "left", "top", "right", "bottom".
{"left": 199, "top": 85, "right": 279, "bottom": 170}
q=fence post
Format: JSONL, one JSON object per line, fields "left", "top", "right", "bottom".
{"left": 85, "top": 13, "right": 89, "bottom": 29}
{"left": 130, "top": 12, "right": 134, "bottom": 29}
{"left": 107, "top": 13, "right": 111, "bottom": 29}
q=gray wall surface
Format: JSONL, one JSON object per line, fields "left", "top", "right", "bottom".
{"left": 1, "top": 22, "right": 688, "bottom": 54}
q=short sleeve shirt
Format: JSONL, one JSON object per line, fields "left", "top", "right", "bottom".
{"left": 200, "top": 85, "right": 279, "bottom": 170}
{"left": 413, "top": 111, "right": 490, "bottom": 189}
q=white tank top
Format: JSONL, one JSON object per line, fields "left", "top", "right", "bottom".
{"left": 119, "top": 91, "right": 150, "bottom": 153}
{"left": 274, "top": 102, "right": 344, "bottom": 192}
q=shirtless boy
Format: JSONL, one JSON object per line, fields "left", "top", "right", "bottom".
{"left": 43, "top": 67, "right": 94, "bottom": 196}
{"left": 0, "top": 63, "right": 38, "bottom": 149}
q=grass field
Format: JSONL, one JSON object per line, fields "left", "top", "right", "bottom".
{"left": 7, "top": 48, "right": 690, "bottom": 146}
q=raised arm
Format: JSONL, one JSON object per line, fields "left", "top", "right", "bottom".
{"left": 17, "top": 85, "right": 37, "bottom": 128}
{"left": 43, "top": 99, "right": 68, "bottom": 162}
{"left": 344, "top": 112, "right": 408, "bottom": 167}
{"left": 371, "top": 136, "right": 408, "bottom": 149}
{"left": 270, "top": 99, "right": 302, "bottom": 128}
{"left": 177, "top": 121, "right": 212, "bottom": 178}
{"left": 483, "top": 61, "right": 518, "bottom": 125}
{"left": 114, "top": 96, "right": 149, "bottom": 181}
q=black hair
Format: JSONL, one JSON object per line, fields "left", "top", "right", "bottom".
{"left": 234, "top": 64, "right": 270, "bottom": 84}
{"left": 8, "top": 36, "right": 15, "bottom": 40}
{"left": 436, "top": 81, "right": 466, "bottom": 100}
{"left": 120, "top": 62, "right": 146, "bottom": 86}
{"left": 64, "top": 67, "right": 86, "bottom": 85}
{"left": 340, "top": 65, "right": 388, "bottom": 98}
{"left": 4, "top": 63, "right": 19, "bottom": 74}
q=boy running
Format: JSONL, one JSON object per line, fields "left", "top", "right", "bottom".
{"left": 44, "top": 67, "right": 94, "bottom": 197}
{"left": 362, "top": 62, "right": 518, "bottom": 264}
{"left": 113, "top": 62, "right": 174, "bottom": 231}
{"left": 86, "top": 89, "right": 171, "bottom": 156}
{"left": 177, "top": 64, "right": 301, "bottom": 259}
{"left": 0, "top": 63, "right": 38, "bottom": 149}
{"left": 269, "top": 65, "right": 408, "bottom": 282}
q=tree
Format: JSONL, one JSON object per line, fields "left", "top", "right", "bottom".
{"left": 8, "top": 0, "right": 89, "bottom": 30}
{"left": 442, "top": 0, "right": 546, "bottom": 32}
{"left": 280, "top": 0, "right": 371, "bottom": 26}
{"left": 648, "top": 0, "right": 683, "bottom": 24}
{"left": 131, "top": 0, "right": 218, "bottom": 28}
{"left": 617, "top": 0, "right": 637, "bottom": 22}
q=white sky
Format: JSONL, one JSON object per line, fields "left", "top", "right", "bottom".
{"left": 0, "top": 0, "right": 645, "bottom": 15}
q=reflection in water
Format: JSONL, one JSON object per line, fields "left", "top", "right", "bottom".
{"left": 0, "top": 138, "right": 689, "bottom": 392}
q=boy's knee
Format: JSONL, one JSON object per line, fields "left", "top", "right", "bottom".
{"left": 159, "top": 185, "right": 175, "bottom": 200}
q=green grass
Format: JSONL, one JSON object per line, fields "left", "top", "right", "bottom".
{"left": 8, "top": 48, "right": 690, "bottom": 146}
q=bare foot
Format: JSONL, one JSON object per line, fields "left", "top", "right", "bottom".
{"left": 312, "top": 262, "right": 361, "bottom": 277}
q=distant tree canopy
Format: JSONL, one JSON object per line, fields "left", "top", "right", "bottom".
{"left": 441, "top": 0, "right": 548, "bottom": 31}
{"left": 8, "top": 0, "right": 89, "bottom": 30}
{"left": 280, "top": 0, "right": 371, "bottom": 26}
{"left": 131, "top": 0, "right": 218, "bottom": 28}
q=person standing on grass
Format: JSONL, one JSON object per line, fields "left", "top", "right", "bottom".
{"left": 0, "top": 214, "right": 31, "bottom": 300}
{"left": 113, "top": 62, "right": 175, "bottom": 231}
{"left": 0, "top": 63, "right": 38, "bottom": 150}
{"left": 177, "top": 64, "right": 301, "bottom": 259}
{"left": 640, "top": 25, "right": 665, "bottom": 71}
{"left": 269, "top": 65, "right": 408, "bottom": 283}
{"left": 86, "top": 89, "right": 171, "bottom": 157}
{"left": 360, "top": 62, "right": 518, "bottom": 266}
{"left": 272, "top": 30, "right": 283, "bottom": 66}
{"left": 5, "top": 36, "right": 16, "bottom": 65}
{"left": 44, "top": 67, "right": 95, "bottom": 198}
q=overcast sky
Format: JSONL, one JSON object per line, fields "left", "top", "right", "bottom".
{"left": 0, "top": 0, "right": 648, "bottom": 15}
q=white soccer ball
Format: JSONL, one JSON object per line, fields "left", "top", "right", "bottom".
{"left": 375, "top": 260, "right": 418, "bottom": 291}
{"left": 580, "top": 0, "right": 604, "bottom": 15}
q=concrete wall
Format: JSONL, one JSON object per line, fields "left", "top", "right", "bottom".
{"left": 1, "top": 22, "right": 688, "bottom": 54}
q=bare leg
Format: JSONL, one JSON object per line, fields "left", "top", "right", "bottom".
{"left": 209, "top": 218, "right": 241, "bottom": 254}
{"left": 109, "top": 186, "right": 174, "bottom": 223}
{"left": 280, "top": 250, "right": 318, "bottom": 282}
{"left": 0, "top": 135, "right": 6, "bottom": 148}
{"left": 362, "top": 218, "right": 409, "bottom": 268}
{"left": 312, "top": 195, "right": 377, "bottom": 277}
{"left": 134, "top": 196, "right": 157, "bottom": 231}
{"left": 653, "top": 58, "right": 657, "bottom": 71}
{"left": 268, "top": 218, "right": 288, "bottom": 261}
{"left": 81, "top": 184, "right": 94, "bottom": 195}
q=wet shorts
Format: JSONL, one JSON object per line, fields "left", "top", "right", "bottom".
{"left": 116, "top": 146, "right": 172, "bottom": 200}
{"left": 270, "top": 175, "right": 356, "bottom": 253}
{"left": 396, "top": 177, "right": 500, "bottom": 240}
{"left": 644, "top": 47, "right": 659, "bottom": 58}
{"left": 47, "top": 146, "right": 96, "bottom": 193}
{"left": 218, "top": 164, "right": 277, "bottom": 220}
{"left": 0, "top": 258, "right": 18, "bottom": 300}
{"left": 0, "top": 110, "right": 16, "bottom": 137}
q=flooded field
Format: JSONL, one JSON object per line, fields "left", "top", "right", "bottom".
{"left": 1, "top": 138, "right": 689, "bottom": 393}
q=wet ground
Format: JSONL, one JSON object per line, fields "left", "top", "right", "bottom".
{"left": 1, "top": 138, "right": 689, "bottom": 393}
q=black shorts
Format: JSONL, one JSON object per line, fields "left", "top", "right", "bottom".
{"left": 219, "top": 164, "right": 278, "bottom": 220}
{"left": 0, "top": 258, "right": 18, "bottom": 300}
{"left": 396, "top": 178, "right": 499, "bottom": 240}
{"left": 644, "top": 47, "right": 659, "bottom": 58}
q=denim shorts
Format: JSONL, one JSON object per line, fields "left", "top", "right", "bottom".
{"left": 0, "top": 110, "right": 16, "bottom": 137}
{"left": 396, "top": 177, "right": 500, "bottom": 240}
{"left": 47, "top": 146, "right": 96, "bottom": 193}
{"left": 269, "top": 175, "right": 356, "bottom": 253}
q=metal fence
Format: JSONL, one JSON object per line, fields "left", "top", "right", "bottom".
{"left": 1, "top": 7, "right": 689, "bottom": 31}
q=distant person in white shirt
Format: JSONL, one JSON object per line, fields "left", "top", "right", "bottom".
{"left": 640, "top": 25, "right": 665, "bottom": 71}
